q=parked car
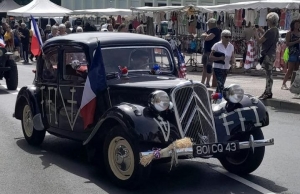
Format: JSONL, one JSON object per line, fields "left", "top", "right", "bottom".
{"left": 13, "top": 32, "right": 274, "bottom": 189}
{"left": 0, "top": 47, "right": 18, "bottom": 90}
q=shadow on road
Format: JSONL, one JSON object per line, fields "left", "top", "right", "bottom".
{"left": 15, "top": 136, "right": 288, "bottom": 194}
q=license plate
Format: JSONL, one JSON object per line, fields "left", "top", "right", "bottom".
{"left": 193, "top": 141, "right": 239, "bottom": 157}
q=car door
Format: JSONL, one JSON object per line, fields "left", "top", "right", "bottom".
{"left": 40, "top": 47, "right": 59, "bottom": 128}
{"left": 57, "top": 46, "right": 88, "bottom": 132}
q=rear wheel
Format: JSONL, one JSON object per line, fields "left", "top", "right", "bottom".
{"left": 21, "top": 103, "right": 45, "bottom": 146}
{"left": 102, "top": 125, "right": 151, "bottom": 189}
{"left": 5, "top": 60, "right": 18, "bottom": 90}
{"left": 218, "top": 128, "right": 265, "bottom": 175}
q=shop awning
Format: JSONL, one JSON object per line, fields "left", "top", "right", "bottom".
{"left": 7, "top": 0, "right": 72, "bottom": 17}
{"left": 0, "top": 0, "right": 21, "bottom": 13}
{"left": 71, "top": 8, "right": 137, "bottom": 16}
{"left": 201, "top": 0, "right": 300, "bottom": 12}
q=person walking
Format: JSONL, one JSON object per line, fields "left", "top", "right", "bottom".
{"left": 281, "top": 19, "right": 300, "bottom": 90}
{"left": 19, "top": 23, "right": 30, "bottom": 63}
{"left": 201, "top": 18, "right": 221, "bottom": 88}
{"left": 209, "top": 30, "right": 235, "bottom": 93}
{"left": 254, "top": 12, "right": 279, "bottom": 100}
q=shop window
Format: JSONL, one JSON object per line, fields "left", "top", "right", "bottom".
{"left": 158, "top": 3, "right": 166, "bottom": 6}
{"left": 145, "top": 2, "right": 153, "bottom": 6}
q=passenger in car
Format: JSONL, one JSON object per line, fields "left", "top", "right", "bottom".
{"left": 130, "top": 50, "right": 149, "bottom": 69}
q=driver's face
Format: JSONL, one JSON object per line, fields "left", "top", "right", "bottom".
{"left": 136, "top": 56, "right": 149, "bottom": 64}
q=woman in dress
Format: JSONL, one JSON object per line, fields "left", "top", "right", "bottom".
{"left": 209, "top": 30, "right": 235, "bottom": 93}
{"left": 281, "top": 19, "right": 300, "bottom": 90}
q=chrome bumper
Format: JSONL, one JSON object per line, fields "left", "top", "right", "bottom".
{"left": 140, "top": 135, "right": 274, "bottom": 159}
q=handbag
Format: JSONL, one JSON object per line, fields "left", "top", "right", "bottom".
{"left": 283, "top": 47, "right": 289, "bottom": 63}
{"left": 290, "top": 70, "right": 300, "bottom": 94}
{"left": 213, "top": 51, "right": 225, "bottom": 64}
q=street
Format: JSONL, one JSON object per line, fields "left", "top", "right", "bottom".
{"left": 0, "top": 64, "right": 299, "bottom": 194}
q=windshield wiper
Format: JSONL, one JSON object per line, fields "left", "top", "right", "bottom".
{"left": 106, "top": 72, "right": 119, "bottom": 80}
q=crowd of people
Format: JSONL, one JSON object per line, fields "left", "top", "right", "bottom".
{"left": 201, "top": 12, "right": 300, "bottom": 100}
{"left": 0, "top": 16, "right": 146, "bottom": 64}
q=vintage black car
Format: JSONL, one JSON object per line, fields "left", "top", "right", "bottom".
{"left": 13, "top": 32, "right": 274, "bottom": 189}
{"left": 0, "top": 47, "right": 18, "bottom": 90}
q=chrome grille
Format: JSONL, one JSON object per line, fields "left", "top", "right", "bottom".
{"left": 171, "top": 82, "right": 217, "bottom": 144}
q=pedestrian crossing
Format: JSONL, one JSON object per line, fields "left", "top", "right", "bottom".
{"left": 0, "top": 84, "right": 21, "bottom": 95}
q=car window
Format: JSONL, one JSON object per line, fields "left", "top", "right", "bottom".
{"left": 101, "top": 47, "right": 173, "bottom": 73}
{"left": 63, "top": 51, "right": 88, "bottom": 80}
{"left": 42, "top": 51, "right": 58, "bottom": 81}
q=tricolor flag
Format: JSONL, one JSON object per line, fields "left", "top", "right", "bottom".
{"left": 30, "top": 15, "right": 43, "bottom": 56}
{"left": 176, "top": 48, "right": 187, "bottom": 78}
{"left": 80, "top": 43, "right": 107, "bottom": 129}
{"left": 0, "top": 38, "right": 5, "bottom": 48}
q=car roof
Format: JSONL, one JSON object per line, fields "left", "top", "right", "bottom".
{"left": 43, "top": 32, "right": 171, "bottom": 49}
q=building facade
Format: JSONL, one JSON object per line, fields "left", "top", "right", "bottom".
{"left": 61, "top": 0, "right": 236, "bottom": 10}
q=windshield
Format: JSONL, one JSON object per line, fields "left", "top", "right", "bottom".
{"left": 101, "top": 46, "right": 174, "bottom": 74}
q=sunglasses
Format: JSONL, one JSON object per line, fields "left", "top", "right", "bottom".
{"left": 223, "top": 36, "right": 231, "bottom": 39}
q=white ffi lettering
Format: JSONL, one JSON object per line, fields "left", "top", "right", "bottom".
{"left": 250, "top": 106, "right": 262, "bottom": 127}
{"left": 236, "top": 108, "right": 246, "bottom": 131}
{"left": 54, "top": 88, "right": 58, "bottom": 124}
{"left": 40, "top": 86, "right": 45, "bottom": 117}
{"left": 220, "top": 113, "right": 234, "bottom": 135}
{"left": 48, "top": 87, "right": 54, "bottom": 122}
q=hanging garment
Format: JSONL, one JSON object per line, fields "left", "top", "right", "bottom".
{"left": 280, "top": 9, "right": 286, "bottom": 28}
{"left": 117, "top": 15, "right": 121, "bottom": 24}
{"left": 244, "top": 10, "right": 257, "bottom": 26}
{"left": 197, "top": 14, "right": 201, "bottom": 29}
{"left": 254, "top": 10, "right": 259, "bottom": 25}
{"left": 132, "top": 19, "right": 140, "bottom": 29}
{"left": 244, "top": 39, "right": 257, "bottom": 69}
{"left": 171, "top": 12, "right": 177, "bottom": 22}
{"left": 274, "top": 42, "right": 287, "bottom": 68}
{"left": 218, "top": 11, "right": 225, "bottom": 24}
{"left": 293, "top": 10, "right": 299, "bottom": 20}
{"left": 258, "top": 8, "right": 268, "bottom": 26}
{"left": 285, "top": 10, "right": 292, "bottom": 30}
{"left": 235, "top": 9, "right": 243, "bottom": 27}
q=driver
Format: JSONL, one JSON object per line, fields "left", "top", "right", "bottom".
{"left": 130, "top": 50, "right": 149, "bottom": 69}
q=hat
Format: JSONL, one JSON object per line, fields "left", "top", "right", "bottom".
{"left": 206, "top": 18, "right": 216, "bottom": 24}
{"left": 101, "top": 28, "right": 108, "bottom": 32}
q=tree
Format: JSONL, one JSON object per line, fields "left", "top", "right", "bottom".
{"left": 13, "top": 0, "right": 61, "bottom": 6}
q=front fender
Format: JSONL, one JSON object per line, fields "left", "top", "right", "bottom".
{"left": 83, "top": 103, "right": 181, "bottom": 146}
{"left": 213, "top": 94, "right": 269, "bottom": 142}
{"left": 14, "top": 85, "right": 45, "bottom": 131}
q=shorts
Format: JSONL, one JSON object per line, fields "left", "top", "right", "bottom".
{"left": 202, "top": 52, "right": 212, "bottom": 74}
{"left": 288, "top": 54, "right": 300, "bottom": 62}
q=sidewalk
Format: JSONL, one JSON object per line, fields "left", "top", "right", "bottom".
{"left": 186, "top": 66, "right": 300, "bottom": 111}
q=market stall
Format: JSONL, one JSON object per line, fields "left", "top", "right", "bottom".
{"left": 200, "top": 0, "right": 300, "bottom": 71}
{"left": 7, "top": 0, "right": 72, "bottom": 17}
{"left": 131, "top": 5, "right": 213, "bottom": 71}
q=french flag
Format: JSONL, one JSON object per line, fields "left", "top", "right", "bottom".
{"left": 176, "top": 48, "right": 187, "bottom": 78}
{"left": 30, "top": 15, "right": 43, "bottom": 56}
{"left": 0, "top": 38, "right": 5, "bottom": 48}
{"left": 80, "top": 43, "right": 107, "bottom": 129}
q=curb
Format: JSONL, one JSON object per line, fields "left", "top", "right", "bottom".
{"left": 207, "top": 89, "right": 300, "bottom": 112}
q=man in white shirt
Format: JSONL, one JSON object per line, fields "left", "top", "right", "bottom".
{"left": 101, "top": 20, "right": 111, "bottom": 30}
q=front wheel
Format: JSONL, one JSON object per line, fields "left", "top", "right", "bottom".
{"left": 5, "top": 60, "right": 18, "bottom": 90}
{"left": 21, "top": 103, "right": 46, "bottom": 146}
{"left": 103, "top": 125, "right": 151, "bottom": 189}
{"left": 218, "top": 128, "right": 265, "bottom": 175}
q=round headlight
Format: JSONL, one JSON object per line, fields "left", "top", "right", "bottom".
{"left": 149, "top": 90, "right": 170, "bottom": 112}
{"left": 223, "top": 84, "right": 244, "bottom": 103}
{"left": 0, "top": 49, "right": 3, "bottom": 57}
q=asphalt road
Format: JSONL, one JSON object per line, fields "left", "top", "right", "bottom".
{"left": 0, "top": 64, "right": 299, "bottom": 194}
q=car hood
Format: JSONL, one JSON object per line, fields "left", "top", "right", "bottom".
{"left": 107, "top": 75, "right": 190, "bottom": 90}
